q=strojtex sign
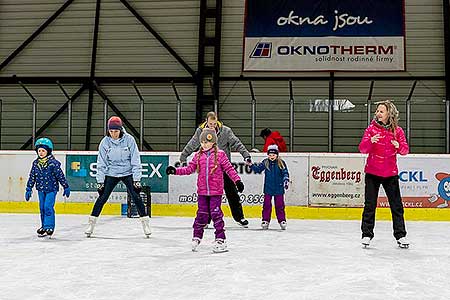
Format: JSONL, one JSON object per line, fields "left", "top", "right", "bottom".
{"left": 66, "top": 154, "right": 169, "bottom": 193}
{"left": 243, "top": 0, "right": 405, "bottom": 71}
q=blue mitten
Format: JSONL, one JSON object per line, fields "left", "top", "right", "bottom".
{"left": 63, "top": 186, "right": 71, "bottom": 197}
{"left": 25, "top": 188, "right": 32, "bottom": 201}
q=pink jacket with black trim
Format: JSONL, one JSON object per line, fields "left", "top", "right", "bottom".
{"left": 359, "top": 120, "right": 409, "bottom": 178}
{"left": 175, "top": 148, "right": 241, "bottom": 196}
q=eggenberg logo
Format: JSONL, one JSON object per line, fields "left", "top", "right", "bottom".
{"left": 250, "top": 42, "right": 272, "bottom": 58}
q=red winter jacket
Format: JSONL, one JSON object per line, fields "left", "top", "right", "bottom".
{"left": 175, "top": 148, "right": 241, "bottom": 196}
{"left": 359, "top": 120, "right": 409, "bottom": 178}
{"left": 263, "top": 131, "right": 287, "bottom": 152}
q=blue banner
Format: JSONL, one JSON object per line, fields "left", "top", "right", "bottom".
{"left": 245, "top": 0, "right": 403, "bottom": 37}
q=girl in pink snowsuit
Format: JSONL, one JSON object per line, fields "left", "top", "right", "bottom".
{"left": 166, "top": 128, "right": 244, "bottom": 252}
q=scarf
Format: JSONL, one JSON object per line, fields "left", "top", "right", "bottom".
{"left": 37, "top": 157, "right": 49, "bottom": 169}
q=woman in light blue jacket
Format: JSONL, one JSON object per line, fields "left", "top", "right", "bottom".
{"left": 85, "top": 116, "right": 151, "bottom": 238}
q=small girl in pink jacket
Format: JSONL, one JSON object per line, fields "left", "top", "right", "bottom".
{"left": 359, "top": 100, "right": 409, "bottom": 249}
{"left": 166, "top": 128, "right": 244, "bottom": 253}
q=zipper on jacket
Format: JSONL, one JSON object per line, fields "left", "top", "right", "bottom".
{"left": 205, "top": 151, "right": 210, "bottom": 195}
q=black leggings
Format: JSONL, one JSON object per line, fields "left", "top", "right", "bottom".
{"left": 91, "top": 175, "right": 146, "bottom": 217}
{"left": 361, "top": 173, "right": 407, "bottom": 240}
{"left": 223, "top": 172, "right": 245, "bottom": 221}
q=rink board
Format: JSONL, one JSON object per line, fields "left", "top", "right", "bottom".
{"left": 0, "top": 151, "right": 449, "bottom": 221}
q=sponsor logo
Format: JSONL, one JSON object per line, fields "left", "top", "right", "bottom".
{"left": 311, "top": 166, "right": 361, "bottom": 183}
{"left": 399, "top": 170, "right": 428, "bottom": 182}
{"left": 250, "top": 42, "right": 272, "bottom": 58}
{"left": 70, "top": 161, "right": 87, "bottom": 177}
{"left": 277, "top": 45, "right": 394, "bottom": 56}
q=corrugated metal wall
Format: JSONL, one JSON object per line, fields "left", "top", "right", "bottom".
{"left": 0, "top": 0, "right": 447, "bottom": 153}
{"left": 0, "top": 0, "right": 199, "bottom": 150}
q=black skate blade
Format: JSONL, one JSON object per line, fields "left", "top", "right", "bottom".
{"left": 212, "top": 249, "right": 229, "bottom": 254}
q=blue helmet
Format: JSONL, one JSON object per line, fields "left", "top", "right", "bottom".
{"left": 35, "top": 137, "right": 54, "bottom": 154}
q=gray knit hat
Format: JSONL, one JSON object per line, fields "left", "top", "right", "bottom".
{"left": 200, "top": 128, "right": 217, "bottom": 144}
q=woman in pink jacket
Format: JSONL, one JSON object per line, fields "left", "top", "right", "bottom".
{"left": 359, "top": 100, "right": 410, "bottom": 249}
{"left": 166, "top": 128, "right": 244, "bottom": 253}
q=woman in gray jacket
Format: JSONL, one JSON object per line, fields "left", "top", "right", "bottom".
{"left": 85, "top": 116, "right": 151, "bottom": 238}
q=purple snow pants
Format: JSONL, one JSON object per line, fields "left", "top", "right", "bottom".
{"left": 193, "top": 195, "right": 225, "bottom": 240}
{"left": 262, "top": 194, "right": 286, "bottom": 223}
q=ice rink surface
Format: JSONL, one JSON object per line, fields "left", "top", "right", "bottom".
{"left": 1, "top": 214, "right": 449, "bottom": 300}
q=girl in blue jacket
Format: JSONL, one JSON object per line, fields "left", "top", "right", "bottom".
{"left": 25, "top": 137, "right": 70, "bottom": 237}
{"left": 84, "top": 116, "right": 151, "bottom": 238}
{"left": 250, "top": 145, "right": 290, "bottom": 230}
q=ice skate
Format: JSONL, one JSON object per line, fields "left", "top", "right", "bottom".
{"left": 45, "top": 229, "right": 54, "bottom": 239}
{"left": 85, "top": 216, "right": 97, "bottom": 237}
{"left": 237, "top": 218, "right": 249, "bottom": 228}
{"left": 279, "top": 221, "right": 287, "bottom": 230}
{"left": 140, "top": 216, "right": 152, "bottom": 238}
{"left": 397, "top": 237, "right": 410, "bottom": 249}
{"left": 212, "top": 239, "right": 228, "bottom": 253}
{"left": 261, "top": 221, "right": 269, "bottom": 230}
{"left": 37, "top": 227, "right": 46, "bottom": 237}
{"left": 361, "top": 236, "right": 371, "bottom": 248}
{"left": 191, "top": 238, "right": 201, "bottom": 252}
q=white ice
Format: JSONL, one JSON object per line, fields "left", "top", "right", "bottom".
{"left": 1, "top": 214, "right": 449, "bottom": 300}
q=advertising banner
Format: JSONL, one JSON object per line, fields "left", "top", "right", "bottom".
{"left": 0, "top": 152, "right": 447, "bottom": 209}
{"left": 65, "top": 153, "right": 169, "bottom": 203}
{"left": 168, "top": 153, "right": 309, "bottom": 206}
{"left": 378, "top": 155, "right": 450, "bottom": 208}
{"left": 309, "top": 154, "right": 365, "bottom": 206}
{"left": 0, "top": 151, "right": 47, "bottom": 202}
{"left": 243, "top": 0, "right": 405, "bottom": 71}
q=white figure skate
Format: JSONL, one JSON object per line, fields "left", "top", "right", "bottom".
{"left": 397, "top": 237, "right": 410, "bottom": 249}
{"left": 140, "top": 216, "right": 152, "bottom": 238}
{"left": 85, "top": 216, "right": 97, "bottom": 238}
{"left": 191, "top": 238, "right": 201, "bottom": 252}
{"left": 361, "top": 236, "right": 371, "bottom": 248}
{"left": 212, "top": 239, "right": 228, "bottom": 253}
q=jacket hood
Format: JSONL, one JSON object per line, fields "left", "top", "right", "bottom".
{"left": 199, "top": 120, "right": 223, "bottom": 133}
{"left": 108, "top": 128, "right": 128, "bottom": 144}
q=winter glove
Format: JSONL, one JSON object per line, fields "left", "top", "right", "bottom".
{"left": 97, "top": 183, "right": 105, "bottom": 196}
{"left": 284, "top": 180, "right": 289, "bottom": 190}
{"left": 63, "top": 187, "right": 71, "bottom": 198}
{"left": 166, "top": 166, "right": 176, "bottom": 175}
{"left": 25, "top": 188, "right": 32, "bottom": 201}
{"left": 235, "top": 180, "right": 244, "bottom": 193}
{"left": 133, "top": 181, "right": 142, "bottom": 193}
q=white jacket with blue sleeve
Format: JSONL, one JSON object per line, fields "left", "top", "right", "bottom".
{"left": 96, "top": 131, "right": 142, "bottom": 183}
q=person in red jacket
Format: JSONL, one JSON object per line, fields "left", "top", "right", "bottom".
{"left": 359, "top": 100, "right": 410, "bottom": 249}
{"left": 260, "top": 128, "right": 287, "bottom": 152}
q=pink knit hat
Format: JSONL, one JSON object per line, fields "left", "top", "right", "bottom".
{"left": 108, "top": 116, "right": 123, "bottom": 130}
